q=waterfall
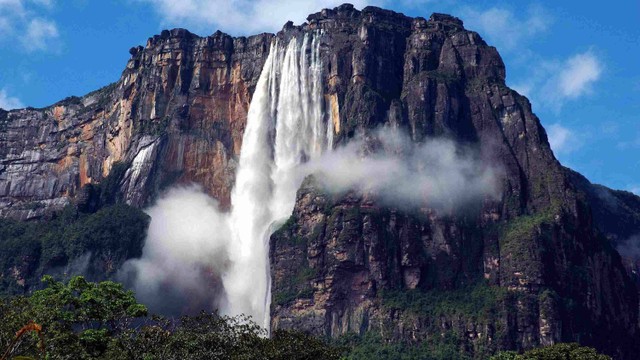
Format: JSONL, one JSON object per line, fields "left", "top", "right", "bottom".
{"left": 223, "top": 31, "right": 333, "bottom": 330}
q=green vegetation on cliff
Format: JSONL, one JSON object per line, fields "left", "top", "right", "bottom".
{"left": 337, "top": 333, "right": 611, "bottom": 360}
{"left": 377, "top": 283, "right": 512, "bottom": 359}
{"left": 380, "top": 282, "right": 509, "bottom": 318}
{"left": 337, "top": 332, "right": 470, "bottom": 360}
{"left": 0, "top": 204, "right": 149, "bottom": 294}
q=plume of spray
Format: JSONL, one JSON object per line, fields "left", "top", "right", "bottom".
{"left": 120, "top": 186, "right": 231, "bottom": 315}
{"left": 122, "top": 31, "right": 333, "bottom": 329}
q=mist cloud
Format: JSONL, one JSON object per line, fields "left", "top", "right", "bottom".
{"left": 616, "top": 235, "right": 640, "bottom": 260}
{"left": 302, "top": 128, "right": 502, "bottom": 211}
{"left": 120, "top": 186, "right": 231, "bottom": 315}
{"left": 0, "top": 88, "right": 24, "bottom": 110}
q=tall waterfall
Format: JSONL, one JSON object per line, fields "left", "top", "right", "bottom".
{"left": 224, "top": 31, "right": 333, "bottom": 330}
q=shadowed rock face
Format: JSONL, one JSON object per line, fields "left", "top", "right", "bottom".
{"left": 267, "top": 5, "right": 640, "bottom": 359}
{"left": 1, "top": 3, "right": 640, "bottom": 359}
{"left": 0, "top": 29, "right": 272, "bottom": 219}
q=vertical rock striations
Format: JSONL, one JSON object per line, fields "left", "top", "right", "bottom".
{"left": 268, "top": 5, "right": 639, "bottom": 359}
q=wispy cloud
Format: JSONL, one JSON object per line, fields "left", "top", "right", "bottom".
{"left": 460, "top": 5, "right": 551, "bottom": 51}
{"left": 0, "top": 17, "right": 10, "bottom": 33}
{"left": 22, "top": 17, "right": 59, "bottom": 52}
{"left": 138, "top": 0, "right": 383, "bottom": 35}
{"left": 514, "top": 50, "right": 603, "bottom": 112}
{"left": 616, "top": 234, "right": 640, "bottom": 260}
{"left": 0, "top": 0, "right": 60, "bottom": 53}
{"left": 0, "top": 88, "right": 24, "bottom": 110}
{"left": 617, "top": 137, "right": 640, "bottom": 150}
{"left": 546, "top": 123, "right": 582, "bottom": 155}
{"left": 557, "top": 52, "right": 602, "bottom": 99}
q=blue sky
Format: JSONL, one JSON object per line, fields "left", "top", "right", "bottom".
{"left": 0, "top": 0, "right": 638, "bottom": 194}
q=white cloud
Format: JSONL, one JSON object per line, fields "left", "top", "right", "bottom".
{"left": 513, "top": 51, "right": 603, "bottom": 112}
{"left": 138, "top": 0, "right": 381, "bottom": 35}
{"left": 460, "top": 5, "right": 551, "bottom": 51}
{"left": 136, "top": 1, "right": 549, "bottom": 58}
{"left": 558, "top": 52, "right": 602, "bottom": 99}
{"left": 617, "top": 137, "right": 640, "bottom": 150}
{"left": 0, "top": 0, "right": 59, "bottom": 52}
{"left": 31, "top": 0, "right": 53, "bottom": 7}
{"left": 630, "top": 187, "right": 640, "bottom": 196}
{"left": 0, "top": 17, "right": 10, "bottom": 33}
{"left": 22, "top": 17, "right": 59, "bottom": 52}
{"left": 302, "top": 128, "right": 502, "bottom": 210}
{"left": 0, "top": 88, "right": 24, "bottom": 110}
{"left": 540, "top": 51, "right": 602, "bottom": 110}
{"left": 547, "top": 123, "right": 581, "bottom": 155}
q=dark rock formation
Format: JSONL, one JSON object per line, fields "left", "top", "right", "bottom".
{"left": 569, "top": 169, "right": 640, "bottom": 289}
{"left": 1, "top": 3, "right": 639, "bottom": 359}
{"left": 268, "top": 5, "right": 640, "bottom": 359}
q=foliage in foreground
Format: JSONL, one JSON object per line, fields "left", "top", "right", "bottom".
{"left": 490, "top": 343, "right": 611, "bottom": 360}
{"left": 0, "top": 276, "right": 342, "bottom": 360}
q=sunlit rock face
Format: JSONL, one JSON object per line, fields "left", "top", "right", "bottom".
{"left": 1, "top": 3, "right": 640, "bottom": 359}
{"left": 0, "top": 29, "right": 272, "bottom": 219}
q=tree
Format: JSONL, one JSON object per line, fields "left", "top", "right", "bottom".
{"left": 0, "top": 276, "right": 342, "bottom": 359}
{"left": 490, "top": 343, "right": 611, "bottom": 360}
{"left": 1, "top": 275, "right": 147, "bottom": 359}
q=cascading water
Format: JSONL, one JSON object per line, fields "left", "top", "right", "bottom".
{"left": 223, "top": 31, "right": 333, "bottom": 330}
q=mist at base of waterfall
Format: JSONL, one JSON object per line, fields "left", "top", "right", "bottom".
{"left": 121, "top": 32, "right": 333, "bottom": 330}
{"left": 120, "top": 32, "right": 501, "bottom": 331}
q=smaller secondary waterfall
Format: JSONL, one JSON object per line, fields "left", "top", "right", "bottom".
{"left": 224, "top": 31, "right": 333, "bottom": 330}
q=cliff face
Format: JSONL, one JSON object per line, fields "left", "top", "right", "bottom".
{"left": 1, "top": 3, "right": 640, "bottom": 359}
{"left": 0, "top": 29, "right": 272, "bottom": 219}
{"left": 267, "top": 5, "right": 639, "bottom": 359}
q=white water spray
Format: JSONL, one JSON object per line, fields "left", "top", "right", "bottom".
{"left": 224, "top": 31, "right": 333, "bottom": 330}
{"left": 123, "top": 31, "right": 333, "bottom": 329}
